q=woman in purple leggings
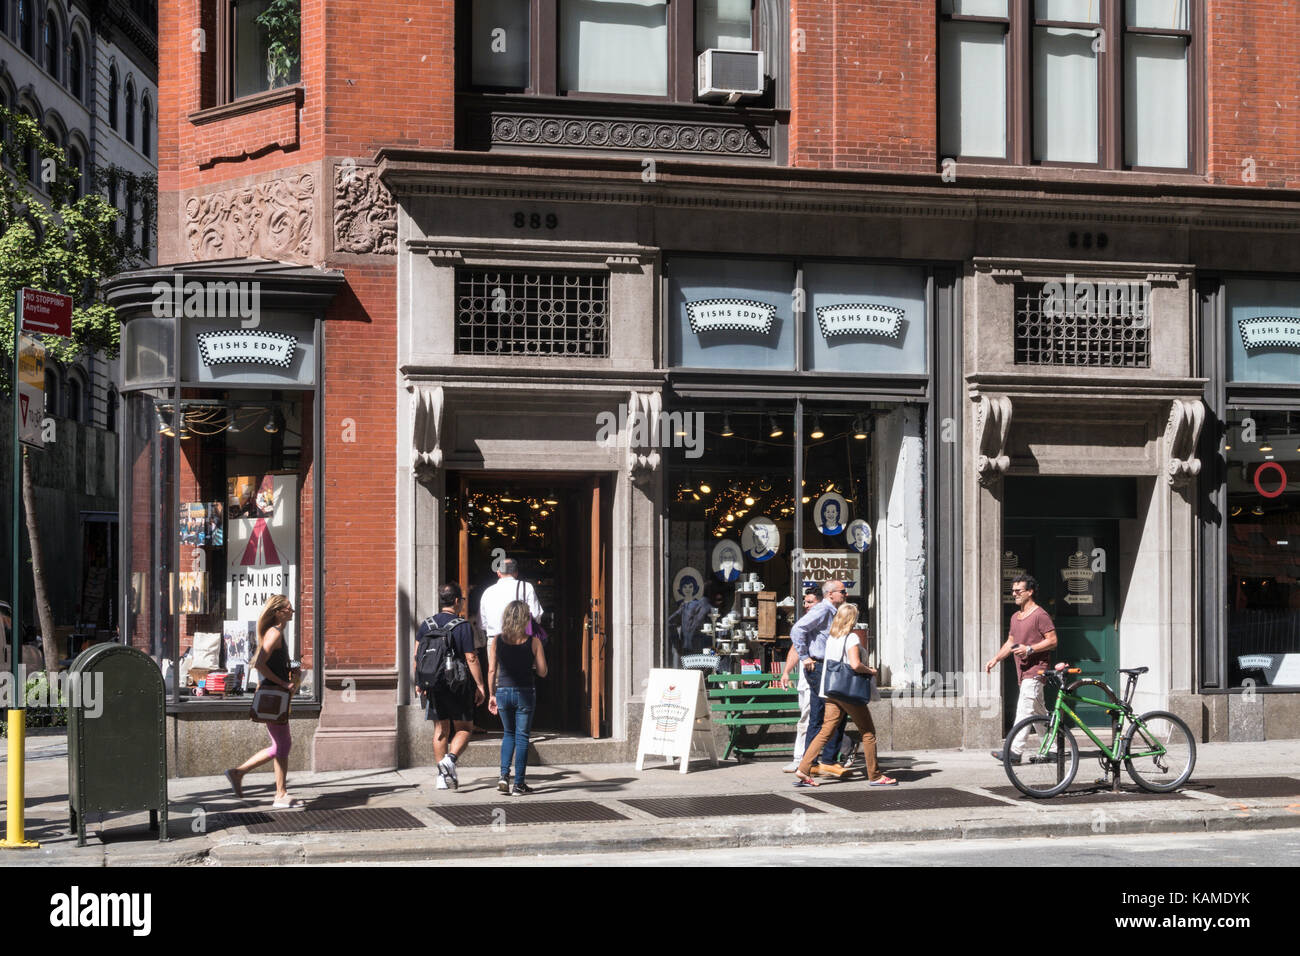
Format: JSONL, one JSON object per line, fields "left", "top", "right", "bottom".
{"left": 225, "top": 596, "right": 301, "bottom": 809}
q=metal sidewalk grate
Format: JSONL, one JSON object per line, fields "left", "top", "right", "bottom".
{"left": 986, "top": 785, "right": 1191, "bottom": 803}
{"left": 808, "top": 787, "right": 1008, "bottom": 812}
{"left": 1187, "top": 776, "right": 1300, "bottom": 799}
{"left": 209, "top": 807, "right": 426, "bottom": 834}
{"left": 620, "top": 793, "right": 825, "bottom": 819}
{"left": 430, "top": 801, "right": 629, "bottom": 827}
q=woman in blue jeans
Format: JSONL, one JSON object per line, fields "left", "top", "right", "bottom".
{"left": 488, "top": 600, "right": 548, "bottom": 795}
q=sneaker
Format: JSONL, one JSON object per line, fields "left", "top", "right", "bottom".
{"left": 781, "top": 761, "right": 800, "bottom": 773}
{"left": 497, "top": 776, "right": 510, "bottom": 794}
{"left": 437, "top": 755, "right": 458, "bottom": 790}
{"left": 435, "top": 775, "right": 449, "bottom": 790}
{"left": 840, "top": 752, "right": 857, "bottom": 770}
{"left": 510, "top": 783, "right": 533, "bottom": 796}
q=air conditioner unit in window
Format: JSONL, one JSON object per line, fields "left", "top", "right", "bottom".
{"left": 697, "top": 49, "right": 766, "bottom": 102}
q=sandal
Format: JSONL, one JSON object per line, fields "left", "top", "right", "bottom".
{"left": 868, "top": 775, "right": 898, "bottom": 787}
{"left": 793, "top": 771, "right": 820, "bottom": 788}
{"left": 224, "top": 770, "right": 244, "bottom": 799}
{"left": 271, "top": 797, "right": 305, "bottom": 810}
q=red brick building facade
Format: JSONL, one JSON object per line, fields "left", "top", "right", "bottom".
{"left": 107, "top": 1, "right": 1300, "bottom": 776}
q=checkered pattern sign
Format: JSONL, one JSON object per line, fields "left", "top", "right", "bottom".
{"left": 1239, "top": 315, "right": 1300, "bottom": 351}
{"left": 815, "top": 303, "right": 905, "bottom": 339}
{"left": 197, "top": 330, "right": 298, "bottom": 368}
{"left": 686, "top": 298, "right": 777, "bottom": 335}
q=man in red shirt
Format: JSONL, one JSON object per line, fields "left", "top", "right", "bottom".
{"left": 984, "top": 574, "right": 1058, "bottom": 764}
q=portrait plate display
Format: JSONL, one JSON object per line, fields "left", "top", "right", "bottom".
{"left": 846, "top": 519, "right": 872, "bottom": 553}
{"left": 814, "top": 492, "right": 848, "bottom": 537}
{"left": 672, "top": 567, "right": 706, "bottom": 603}
{"left": 712, "top": 540, "right": 745, "bottom": 582}
{"left": 741, "top": 516, "right": 780, "bottom": 562}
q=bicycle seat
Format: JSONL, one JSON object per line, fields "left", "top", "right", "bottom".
{"left": 1119, "top": 667, "right": 1149, "bottom": 676}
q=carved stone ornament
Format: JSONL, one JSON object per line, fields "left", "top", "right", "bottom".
{"left": 1165, "top": 398, "right": 1205, "bottom": 488}
{"left": 627, "top": 389, "right": 661, "bottom": 486}
{"left": 411, "top": 385, "right": 445, "bottom": 482}
{"left": 489, "top": 113, "right": 770, "bottom": 158}
{"left": 334, "top": 164, "right": 397, "bottom": 255}
{"left": 185, "top": 174, "right": 315, "bottom": 262}
{"left": 974, "top": 394, "right": 1013, "bottom": 487}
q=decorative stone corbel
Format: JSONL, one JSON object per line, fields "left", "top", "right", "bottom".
{"left": 411, "top": 385, "right": 445, "bottom": 482}
{"left": 1166, "top": 398, "right": 1205, "bottom": 487}
{"left": 626, "top": 389, "right": 661, "bottom": 486}
{"left": 974, "top": 394, "right": 1013, "bottom": 486}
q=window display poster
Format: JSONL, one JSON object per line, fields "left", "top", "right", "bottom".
{"left": 179, "top": 501, "right": 208, "bottom": 546}
{"left": 226, "top": 474, "right": 298, "bottom": 655}
{"left": 178, "top": 570, "right": 208, "bottom": 614}
{"left": 224, "top": 620, "right": 256, "bottom": 687}
{"left": 227, "top": 475, "right": 257, "bottom": 519}
{"left": 800, "top": 550, "right": 862, "bottom": 597}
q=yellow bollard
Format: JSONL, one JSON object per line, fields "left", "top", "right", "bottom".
{"left": 1, "top": 709, "right": 39, "bottom": 848}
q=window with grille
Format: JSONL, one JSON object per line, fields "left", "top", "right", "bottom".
{"left": 455, "top": 269, "right": 610, "bottom": 357}
{"left": 1014, "top": 281, "right": 1150, "bottom": 367}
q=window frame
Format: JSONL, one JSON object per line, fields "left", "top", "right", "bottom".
{"left": 125, "top": 79, "right": 136, "bottom": 145}
{"left": 459, "top": 0, "right": 761, "bottom": 105}
{"left": 215, "top": 0, "right": 304, "bottom": 106}
{"left": 69, "top": 34, "right": 84, "bottom": 102}
{"left": 938, "top": 0, "right": 1203, "bottom": 174}
{"left": 43, "top": 7, "right": 60, "bottom": 80}
{"left": 108, "top": 66, "right": 119, "bottom": 130}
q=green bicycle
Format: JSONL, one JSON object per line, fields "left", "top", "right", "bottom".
{"left": 1002, "top": 663, "right": 1196, "bottom": 798}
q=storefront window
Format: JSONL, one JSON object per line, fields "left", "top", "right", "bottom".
{"left": 667, "top": 256, "right": 930, "bottom": 374}
{"left": 1226, "top": 279, "right": 1300, "bottom": 384}
{"left": 169, "top": 391, "right": 315, "bottom": 701}
{"left": 664, "top": 405, "right": 907, "bottom": 671}
{"left": 1225, "top": 408, "right": 1300, "bottom": 688}
{"left": 123, "top": 389, "right": 176, "bottom": 675}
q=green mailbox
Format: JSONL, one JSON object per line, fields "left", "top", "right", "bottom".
{"left": 67, "top": 643, "right": 168, "bottom": 846}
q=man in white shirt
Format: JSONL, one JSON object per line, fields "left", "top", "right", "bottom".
{"left": 479, "top": 558, "right": 543, "bottom": 644}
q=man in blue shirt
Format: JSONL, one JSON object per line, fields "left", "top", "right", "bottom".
{"left": 790, "top": 579, "right": 848, "bottom": 775}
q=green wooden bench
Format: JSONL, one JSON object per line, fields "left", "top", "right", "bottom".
{"left": 706, "top": 672, "right": 800, "bottom": 760}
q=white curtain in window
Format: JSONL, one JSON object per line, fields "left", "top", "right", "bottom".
{"left": 1125, "top": 35, "right": 1187, "bottom": 168}
{"left": 1033, "top": 28, "right": 1098, "bottom": 163}
{"left": 697, "top": 0, "right": 752, "bottom": 52}
{"left": 943, "top": 0, "right": 1008, "bottom": 16}
{"left": 1035, "top": 0, "right": 1100, "bottom": 23}
{"left": 1126, "top": 0, "right": 1188, "bottom": 30}
{"left": 939, "top": 21, "right": 1006, "bottom": 159}
{"left": 560, "top": 0, "right": 668, "bottom": 96}
{"left": 473, "top": 0, "right": 530, "bottom": 88}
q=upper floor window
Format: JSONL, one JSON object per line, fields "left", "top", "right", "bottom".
{"left": 225, "top": 0, "right": 302, "bottom": 101}
{"left": 125, "top": 80, "right": 136, "bottom": 144}
{"left": 108, "top": 66, "right": 119, "bottom": 129}
{"left": 68, "top": 144, "right": 84, "bottom": 199}
{"left": 69, "top": 35, "right": 84, "bottom": 101}
{"left": 18, "top": 0, "right": 33, "bottom": 56}
{"left": 466, "top": 0, "right": 757, "bottom": 101}
{"left": 43, "top": 10, "right": 59, "bottom": 79}
{"left": 141, "top": 97, "right": 151, "bottom": 157}
{"left": 939, "top": 0, "right": 1196, "bottom": 172}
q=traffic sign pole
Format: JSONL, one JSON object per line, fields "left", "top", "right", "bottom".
{"left": 3, "top": 289, "right": 37, "bottom": 849}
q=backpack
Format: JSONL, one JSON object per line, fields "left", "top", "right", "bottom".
{"left": 414, "top": 615, "right": 470, "bottom": 695}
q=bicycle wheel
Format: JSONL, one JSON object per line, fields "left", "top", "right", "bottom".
{"left": 1124, "top": 711, "right": 1196, "bottom": 792}
{"left": 1003, "top": 715, "right": 1079, "bottom": 798}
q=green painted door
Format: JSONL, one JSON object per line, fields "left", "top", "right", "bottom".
{"left": 1004, "top": 519, "right": 1119, "bottom": 727}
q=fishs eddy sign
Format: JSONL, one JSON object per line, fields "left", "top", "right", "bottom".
{"left": 815, "top": 303, "right": 905, "bottom": 340}
{"left": 197, "top": 330, "right": 297, "bottom": 369}
{"left": 686, "top": 298, "right": 777, "bottom": 335}
{"left": 1238, "top": 315, "right": 1300, "bottom": 351}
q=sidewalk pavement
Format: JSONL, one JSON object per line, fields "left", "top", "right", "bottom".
{"left": 3, "top": 732, "right": 1299, "bottom": 866}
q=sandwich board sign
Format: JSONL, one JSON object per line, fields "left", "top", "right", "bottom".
{"left": 16, "top": 334, "right": 44, "bottom": 449}
{"left": 635, "top": 668, "right": 718, "bottom": 774}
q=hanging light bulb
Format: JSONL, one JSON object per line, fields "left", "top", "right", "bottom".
{"left": 530, "top": 524, "right": 538, "bottom": 532}
{"left": 744, "top": 496, "right": 755, "bottom": 506}
{"left": 769, "top": 415, "right": 783, "bottom": 438}
{"left": 720, "top": 414, "right": 734, "bottom": 438}
{"left": 539, "top": 509, "right": 549, "bottom": 517}
{"left": 725, "top": 514, "right": 735, "bottom": 523}
{"left": 482, "top": 506, "right": 492, "bottom": 513}
{"left": 853, "top": 416, "right": 868, "bottom": 440}
{"left": 810, "top": 416, "right": 825, "bottom": 440}
{"left": 683, "top": 474, "right": 694, "bottom": 494}
{"left": 692, "top": 492, "right": 701, "bottom": 501}
{"left": 1253, "top": 504, "right": 1265, "bottom": 516}
{"left": 263, "top": 408, "right": 281, "bottom": 434}
{"left": 1259, "top": 436, "right": 1273, "bottom": 452}
{"left": 699, "top": 481, "right": 712, "bottom": 494}
{"left": 801, "top": 496, "right": 811, "bottom": 504}
{"left": 157, "top": 410, "right": 175, "bottom": 437}
{"left": 545, "top": 490, "right": 558, "bottom": 505}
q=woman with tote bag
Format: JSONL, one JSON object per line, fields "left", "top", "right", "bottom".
{"left": 794, "top": 603, "right": 897, "bottom": 788}
{"left": 225, "top": 595, "right": 302, "bottom": 809}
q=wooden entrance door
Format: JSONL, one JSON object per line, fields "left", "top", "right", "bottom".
{"left": 581, "top": 476, "right": 608, "bottom": 738}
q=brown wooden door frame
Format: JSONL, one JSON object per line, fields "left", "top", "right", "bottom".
{"left": 585, "top": 475, "right": 608, "bottom": 738}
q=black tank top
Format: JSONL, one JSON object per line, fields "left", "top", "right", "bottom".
{"left": 262, "top": 631, "right": 291, "bottom": 684}
{"left": 496, "top": 637, "right": 536, "bottom": 689}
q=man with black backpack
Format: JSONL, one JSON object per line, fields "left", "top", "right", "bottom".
{"left": 414, "top": 583, "right": 485, "bottom": 791}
